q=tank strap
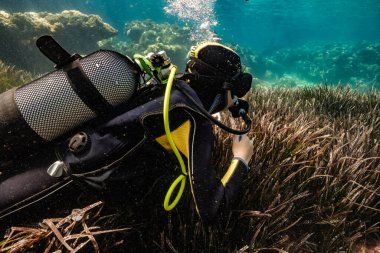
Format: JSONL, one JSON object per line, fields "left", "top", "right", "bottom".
{"left": 36, "top": 35, "right": 113, "bottom": 117}
{"left": 64, "top": 60, "right": 113, "bottom": 117}
{"left": 36, "top": 35, "right": 80, "bottom": 69}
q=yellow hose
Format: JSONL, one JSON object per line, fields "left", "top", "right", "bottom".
{"left": 163, "top": 65, "right": 188, "bottom": 211}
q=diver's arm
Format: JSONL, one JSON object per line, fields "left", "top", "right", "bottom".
{"left": 187, "top": 113, "right": 251, "bottom": 224}
{"left": 220, "top": 135, "right": 253, "bottom": 196}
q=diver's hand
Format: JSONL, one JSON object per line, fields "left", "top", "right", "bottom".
{"left": 232, "top": 134, "right": 254, "bottom": 164}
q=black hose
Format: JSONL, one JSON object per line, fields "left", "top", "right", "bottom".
{"left": 175, "top": 84, "right": 252, "bottom": 135}
{"left": 207, "top": 94, "right": 222, "bottom": 114}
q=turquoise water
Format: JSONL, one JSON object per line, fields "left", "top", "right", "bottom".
{"left": 1, "top": 0, "right": 379, "bottom": 49}
{"left": 0, "top": 0, "right": 380, "bottom": 87}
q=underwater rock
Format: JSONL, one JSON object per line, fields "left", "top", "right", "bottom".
{"left": 0, "top": 10, "right": 117, "bottom": 73}
{"left": 245, "top": 41, "right": 380, "bottom": 89}
{"left": 236, "top": 47, "right": 272, "bottom": 79}
{"left": 271, "top": 74, "right": 313, "bottom": 88}
{"left": 100, "top": 20, "right": 192, "bottom": 70}
{"left": 357, "top": 45, "right": 378, "bottom": 65}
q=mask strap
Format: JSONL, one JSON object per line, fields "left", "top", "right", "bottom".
{"left": 187, "top": 58, "right": 232, "bottom": 80}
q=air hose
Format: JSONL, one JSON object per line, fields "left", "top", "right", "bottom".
{"left": 163, "top": 65, "right": 188, "bottom": 211}
{"left": 175, "top": 84, "right": 252, "bottom": 135}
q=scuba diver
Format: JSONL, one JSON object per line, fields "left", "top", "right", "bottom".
{"left": 0, "top": 37, "right": 254, "bottom": 226}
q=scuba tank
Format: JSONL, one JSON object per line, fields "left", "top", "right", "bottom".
{"left": 0, "top": 36, "right": 139, "bottom": 161}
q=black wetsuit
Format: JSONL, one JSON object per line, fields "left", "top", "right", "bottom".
{"left": 0, "top": 80, "right": 248, "bottom": 224}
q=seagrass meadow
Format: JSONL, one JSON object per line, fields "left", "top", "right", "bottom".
{"left": 212, "top": 85, "right": 380, "bottom": 252}
{"left": 1, "top": 79, "right": 380, "bottom": 252}
{"left": 0, "top": 61, "right": 33, "bottom": 93}
{"left": 133, "top": 84, "right": 380, "bottom": 253}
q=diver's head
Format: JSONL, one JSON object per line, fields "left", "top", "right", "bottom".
{"left": 184, "top": 42, "right": 252, "bottom": 112}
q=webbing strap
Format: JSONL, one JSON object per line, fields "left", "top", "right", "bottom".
{"left": 65, "top": 61, "right": 113, "bottom": 117}
{"left": 37, "top": 35, "right": 113, "bottom": 117}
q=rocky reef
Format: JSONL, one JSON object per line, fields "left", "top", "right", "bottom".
{"left": 0, "top": 10, "right": 378, "bottom": 90}
{"left": 0, "top": 10, "right": 117, "bottom": 73}
{"left": 240, "top": 41, "right": 380, "bottom": 90}
{"left": 99, "top": 20, "right": 193, "bottom": 70}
